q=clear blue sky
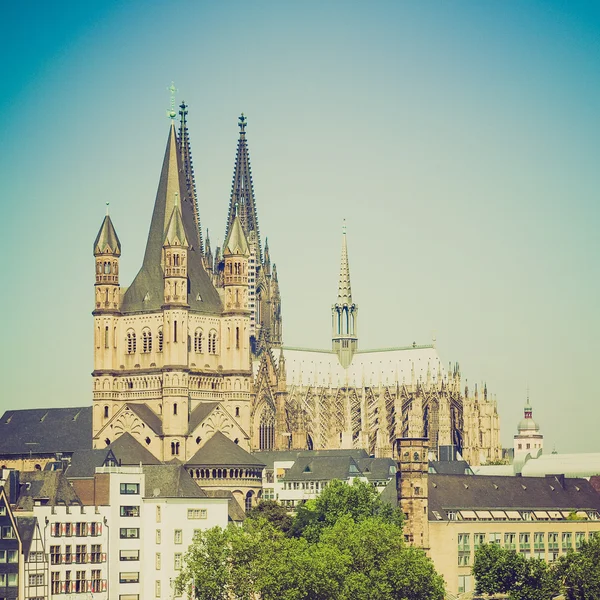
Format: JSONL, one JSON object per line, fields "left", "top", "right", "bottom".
{"left": 1, "top": 1, "right": 599, "bottom": 452}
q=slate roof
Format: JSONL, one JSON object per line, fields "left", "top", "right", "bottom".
{"left": 65, "top": 449, "right": 116, "bottom": 478}
{"left": 108, "top": 433, "right": 161, "bottom": 466}
{"left": 143, "top": 465, "right": 206, "bottom": 498}
{"left": 429, "top": 460, "right": 474, "bottom": 475}
{"left": 94, "top": 214, "right": 121, "bottom": 255}
{"left": 253, "top": 448, "right": 369, "bottom": 470}
{"left": 0, "top": 407, "right": 92, "bottom": 455}
{"left": 121, "top": 124, "right": 222, "bottom": 314}
{"left": 15, "top": 516, "right": 36, "bottom": 557}
{"left": 188, "top": 402, "right": 219, "bottom": 434}
{"left": 428, "top": 474, "right": 600, "bottom": 521}
{"left": 356, "top": 458, "right": 396, "bottom": 482}
{"left": 284, "top": 456, "right": 364, "bottom": 482}
{"left": 16, "top": 471, "right": 81, "bottom": 510}
{"left": 126, "top": 403, "right": 163, "bottom": 436}
{"left": 187, "top": 432, "right": 265, "bottom": 467}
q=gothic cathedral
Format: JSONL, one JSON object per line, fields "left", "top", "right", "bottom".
{"left": 92, "top": 106, "right": 501, "bottom": 465}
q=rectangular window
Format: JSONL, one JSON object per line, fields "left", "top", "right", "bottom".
{"left": 174, "top": 529, "right": 183, "bottom": 544}
{"left": 156, "top": 529, "right": 161, "bottom": 544}
{"left": 488, "top": 533, "right": 501, "bottom": 544}
{"left": 29, "top": 551, "right": 44, "bottom": 562}
{"left": 0, "top": 549, "right": 5, "bottom": 562}
{"left": 187, "top": 509, "right": 207, "bottom": 520}
{"left": 0, "top": 573, "right": 5, "bottom": 586}
{"left": 576, "top": 532, "right": 586, "bottom": 549}
{"left": 1, "top": 525, "right": 15, "bottom": 539}
{"left": 91, "top": 544, "right": 102, "bottom": 563}
{"left": 120, "top": 528, "right": 140, "bottom": 539}
{"left": 156, "top": 552, "right": 161, "bottom": 570}
{"left": 7, "top": 549, "right": 17, "bottom": 563}
{"left": 504, "top": 533, "right": 516, "bottom": 549}
{"left": 120, "top": 506, "right": 140, "bottom": 517}
{"left": 7, "top": 572, "right": 18, "bottom": 586}
{"left": 174, "top": 553, "right": 182, "bottom": 570}
{"left": 120, "top": 549, "right": 139, "bottom": 561}
{"left": 120, "top": 482, "right": 140, "bottom": 495}
{"left": 458, "top": 575, "right": 472, "bottom": 594}
{"left": 156, "top": 580, "right": 162, "bottom": 597}
{"left": 0, "top": 505, "right": 6, "bottom": 516}
{"left": 120, "top": 572, "right": 140, "bottom": 583}
{"left": 64, "top": 545, "right": 72, "bottom": 564}
{"left": 156, "top": 505, "right": 161, "bottom": 523}
{"left": 49, "top": 545, "right": 60, "bottom": 564}
{"left": 75, "top": 570, "right": 86, "bottom": 593}
{"left": 534, "top": 532, "right": 545, "bottom": 549}
{"left": 548, "top": 532, "right": 559, "bottom": 550}
{"left": 75, "top": 544, "right": 87, "bottom": 563}
{"left": 75, "top": 522, "right": 87, "bottom": 537}
{"left": 91, "top": 569, "right": 101, "bottom": 592}
{"left": 65, "top": 522, "right": 72, "bottom": 537}
{"left": 51, "top": 572, "right": 60, "bottom": 594}
{"left": 28, "top": 573, "right": 44, "bottom": 586}
{"left": 90, "top": 522, "right": 100, "bottom": 536}
{"left": 562, "top": 532, "right": 572, "bottom": 551}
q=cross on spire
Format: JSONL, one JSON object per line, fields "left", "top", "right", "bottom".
{"left": 238, "top": 113, "right": 247, "bottom": 133}
{"left": 167, "top": 82, "right": 178, "bottom": 120}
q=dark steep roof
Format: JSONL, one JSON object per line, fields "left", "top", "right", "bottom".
{"left": 121, "top": 124, "right": 222, "bottom": 314}
{"left": 429, "top": 474, "right": 600, "bottom": 520}
{"left": 187, "top": 432, "right": 265, "bottom": 468}
{"left": 252, "top": 448, "right": 369, "bottom": 470}
{"left": 108, "top": 433, "right": 161, "bottom": 465}
{"left": 429, "top": 460, "right": 474, "bottom": 475}
{"left": 16, "top": 471, "right": 81, "bottom": 510}
{"left": 284, "top": 456, "right": 363, "bottom": 482}
{"left": 66, "top": 449, "right": 116, "bottom": 478}
{"left": 188, "top": 402, "right": 219, "bottom": 434}
{"left": 15, "top": 516, "right": 37, "bottom": 557}
{"left": 143, "top": 465, "right": 206, "bottom": 498}
{"left": 356, "top": 457, "right": 396, "bottom": 482}
{"left": 0, "top": 407, "right": 92, "bottom": 455}
{"left": 126, "top": 403, "right": 163, "bottom": 436}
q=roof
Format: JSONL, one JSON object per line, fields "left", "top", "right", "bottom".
{"left": 108, "top": 433, "right": 161, "bottom": 466}
{"left": 337, "top": 228, "right": 352, "bottom": 305}
{"left": 223, "top": 213, "right": 249, "bottom": 255}
{"left": 280, "top": 345, "right": 445, "bottom": 387}
{"left": 143, "top": 465, "right": 206, "bottom": 498}
{"left": 121, "top": 123, "right": 222, "bottom": 314}
{"left": 428, "top": 474, "right": 600, "bottom": 521}
{"left": 252, "top": 448, "right": 369, "bottom": 470}
{"left": 429, "top": 460, "right": 474, "bottom": 475}
{"left": 16, "top": 471, "right": 81, "bottom": 510}
{"left": 521, "top": 453, "right": 600, "bottom": 478}
{"left": 356, "top": 457, "right": 397, "bottom": 481}
{"left": 188, "top": 402, "right": 219, "bottom": 434}
{"left": 15, "top": 516, "right": 36, "bottom": 557}
{"left": 94, "top": 214, "right": 121, "bottom": 255}
{"left": 284, "top": 455, "right": 364, "bottom": 482}
{"left": 0, "top": 407, "right": 92, "bottom": 456}
{"left": 66, "top": 449, "right": 116, "bottom": 478}
{"left": 187, "top": 432, "right": 265, "bottom": 467}
{"left": 164, "top": 205, "right": 188, "bottom": 247}
{"left": 126, "top": 403, "right": 163, "bottom": 436}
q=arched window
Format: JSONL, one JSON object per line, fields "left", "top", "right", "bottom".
{"left": 259, "top": 405, "right": 275, "bottom": 450}
{"left": 142, "top": 329, "right": 152, "bottom": 353}
{"left": 104, "top": 406, "right": 109, "bottom": 419}
{"left": 171, "top": 442, "right": 176, "bottom": 455}
{"left": 173, "top": 403, "right": 178, "bottom": 416}
{"left": 208, "top": 330, "right": 218, "bottom": 354}
{"left": 245, "top": 491, "right": 254, "bottom": 512}
{"left": 126, "top": 330, "right": 136, "bottom": 354}
{"left": 194, "top": 329, "right": 203, "bottom": 353}
{"left": 104, "top": 262, "right": 111, "bottom": 274}
{"left": 235, "top": 327, "right": 240, "bottom": 350}
{"left": 104, "top": 326, "right": 109, "bottom": 349}
{"left": 158, "top": 328, "right": 163, "bottom": 352}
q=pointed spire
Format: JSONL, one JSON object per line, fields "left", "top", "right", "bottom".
{"left": 224, "top": 114, "right": 262, "bottom": 262}
{"left": 178, "top": 102, "right": 204, "bottom": 254}
{"left": 223, "top": 213, "right": 249, "bottom": 256}
{"left": 94, "top": 214, "right": 121, "bottom": 256}
{"left": 164, "top": 193, "right": 188, "bottom": 247}
{"left": 264, "top": 238, "right": 271, "bottom": 275}
{"left": 337, "top": 220, "right": 352, "bottom": 305}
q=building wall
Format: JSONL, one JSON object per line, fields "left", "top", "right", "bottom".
{"left": 0, "top": 494, "right": 19, "bottom": 600}
{"left": 429, "top": 519, "right": 600, "bottom": 595}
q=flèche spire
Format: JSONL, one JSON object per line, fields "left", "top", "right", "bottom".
{"left": 337, "top": 220, "right": 352, "bottom": 305}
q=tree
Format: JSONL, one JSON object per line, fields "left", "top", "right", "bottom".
{"left": 473, "top": 543, "right": 559, "bottom": 600}
{"left": 557, "top": 533, "right": 600, "bottom": 600}
{"left": 247, "top": 499, "right": 293, "bottom": 533}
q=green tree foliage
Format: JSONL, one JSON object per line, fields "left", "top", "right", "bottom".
{"left": 557, "top": 533, "right": 600, "bottom": 600}
{"left": 246, "top": 499, "right": 293, "bottom": 533}
{"left": 176, "top": 479, "right": 443, "bottom": 600}
{"left": 473, "top": 543, "right": 559, "bottom": 600}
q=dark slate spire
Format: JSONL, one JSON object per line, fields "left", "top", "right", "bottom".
{"left": 178, "top": 102, "right": 204, "bottom": 255}
{"left": 224, "top": 114, "right": 262, "bottom": 262}
{"left": 121, "top": 123, "right": 221, "bottom": 314}
{"left": 94, "top": 214, "right": 121, "bottom": 256}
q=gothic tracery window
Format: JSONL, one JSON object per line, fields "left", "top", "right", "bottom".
{"left": 194, "top": 329, "right": 203, "bottom": 353}
{"left": 126, "top": 330, "right": 136, "bottom": 354}
{"left": 142, "top": 329, "right": 152, "bottom": 353}
{"left": 208, "top": 330, "right": 218, "bottom": 354}
{"left": 158, "top": 328, "right": 163, "bottom": 352}
{"left": 259, "top": 404, "right": 275, "bottom": 450}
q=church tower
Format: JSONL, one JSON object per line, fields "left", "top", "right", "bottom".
{"left": 332, "top": 222, "right": 358, "bottom": 368}
{"left": 513, "top": 393, "right": 543, "bottom": 462}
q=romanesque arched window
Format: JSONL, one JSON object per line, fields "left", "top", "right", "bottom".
{"left": 245, "top": 491, "right": 254, "bottom": 512}
{"left": 259, "top": 404, "right": 275, "bottom": 450}
{"left": 208, "top": 330, "right": 218, "bottom": 355}
{"left": 104, "top": 406, "right": 109, "bottom": 419}
{"left": 158, "top": 327, "right": 163, "bottom": 352}
{"left": 194, "top": 329, "right": 203, "bottom": 353}
{"left": 126, "top": 330, "right": 136, "bottom": 354}
{"left": 142, "top": 329, "right": 152, "bottom": 353}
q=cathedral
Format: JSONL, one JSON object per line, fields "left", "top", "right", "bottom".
{"left": 92, "top": 104, "right": 501, "bottom": 466}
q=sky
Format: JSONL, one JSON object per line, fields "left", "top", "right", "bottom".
{"left": 0, "top": 0, "right": 599, "bottom": 453}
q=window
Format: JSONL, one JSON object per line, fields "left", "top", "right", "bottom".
{"left": 120, "top": 572, "right": 140, "bottom": 584}
{"left": 1, "top": 525, "right": 15, "bottom": 539}
{"left": 75, "top": 570, "right": 86, "bottom": 593}
{"left": 208, "top": 330, "right": 218, "bottom": 354}
{"left": 0, "top": 506, "right": 5, "bottom": 516}
{"left": 91, "top": 544, "right": 102, "bottom": 563}
{"left": 519, "top": 532, "right": 531, "bottom": 550}
{"left": 142, "top": 329, "right": 152, "bottom": 353}
{"left": 29, "top": 550, "right": 44, "bottom": 562}
{"left": 562, "top": 532, "right": 573, "bottom": 550}
{"left": 156, "top": 580, "right": 162, "bottom": 598}
{"left": 126, "top": 331, "right": 137, "bottom": 354}
{"left": 171, "top": 441, "right": 180, "bottom": 455}
{"left": 120, "top": 483, "right": 140, "bottom": 495}
{"left": 65, "top": 522, "right": 72, "bottom": 537}
{"left": 156, "top": 505, "right": 161, "bottom": 523}
{"left": 75, "top": 544, "right": 87, "bottom": 563}
{"left": 156, "top": 529, "right": 161, "bottom": 544}
{"left": 104, "top": 405, "right": 109, "bottom": 418}
{"left": 194, "top": 329, "right": 203, "bottom": 353}
{"left": 488, "top": 533, "right": 501, "bottom": 544}
{"left": 120, "top": 506, "right": 140, "bottom": 517}
{"left": 174, "top": 553, "right": 182, "bottom": 570}
{"left": 155, "top": 552, "right": 161, "bottom": 570}
{"left": 174, "top": 320, "right": 178, "bottom": 342}
{"left": 51, "top": 572, "right": 60, "bottom": 594}
{"left": 0, "top": 573, "right": 5, "bottom": 586}
{"left": 522, "top": 511, "right": 532, "bottom": 521}
{"left": 28, "top": 574, "right": 44, "bottom": 586}
{"left": 91, "top": 570, "right": 101, "bottom": 592}
{"left": 458, "top": 575, "right": 472, "bottom": 594}
{"left": 90, "top": 522, "right": 101, "bottom": 536}
{"left": 174, "top": 529, "right": 183, "bottom": 544}
{"left": 504, "top": 533, "right": 516, "bottom": 549}
{"left": 576, "top": 532, "right": 586, "bottom": 549}
{"left": 173, "top": 403, "right": 178, "bottom": 416}
{"left": 187, "top": 509, "right": 207, "bottom": 520}
{"left": 158, "top": 327, "right": 163, "bottom": 352}
{"left": 119, "top": 528, "right": 139, "bottom": 539}
{"left": 120, "top": 549, "right": 139, "bottom": 561}
{"left": 447, "top": 511, "right": 457, "bottom": 521}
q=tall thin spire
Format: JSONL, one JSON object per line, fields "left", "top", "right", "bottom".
{"left": 224, "top": 114, "right": 262, "bottom": 262}
{"left": 337, "top": 220, "right": 352, "bottom": 304}
{"left": 178, "top": 102, "right": 204, "bottom": 255}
